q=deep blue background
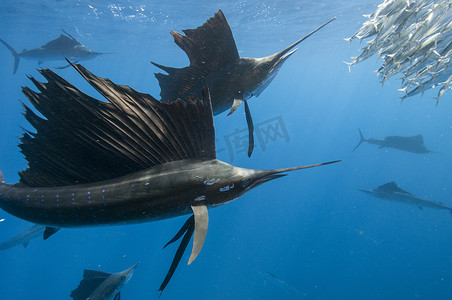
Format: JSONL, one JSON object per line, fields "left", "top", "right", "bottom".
{"left": 0, "top": 0, "right": 451, "bottom": 299}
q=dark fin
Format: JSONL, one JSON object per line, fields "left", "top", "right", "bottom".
{"left": 244, "top": 99, "right": 255, "bottom": 157}
{"left": 163, "top": 215, "right": 194, "bottom": 249}
{"left": 83, "top": 269, "right": 112, "bottom": 279}
{"left": 377, "top": 182, "right": 398, "bottom": 191}
{"left": 41, "top": 34, "right": 80, "bottom": 50}
{"left": 152, "top": 10, "right": 240, "bottom": 102}
{"left": 376, "top": 182, "right": 412, "bottom": 195}
{"left": 352, "top": 129, "right": 366, "bottom": 152}
{"left": 0, "top": 170, "right": 4, "bottom": 183}
{"left": 0, "top": 38, "right": 20, "bottom": 74}
{"left": 23, "top": 241, "right": 29, "bottom": 248}
{"left": 384, "top": 134, "right": 431, "bottom": 153}
{"left": 43, "top": 227, "right": 60, "bottom": 240}
{"left": 385, "top": 134, "right": 425, "bottom": 145}
{"left": 113, "top": 292, "right": 121, "bottom": 300}
{"left": 412, "top": 134, "right": 424, "bottom": 144}
{"left": 70, "top": 269, "right": 111, "bottom": 300}
{"left": 159, "top": 215, "right": 195, "bottom": 295}
{"left": 19, "top": 64, "right": 215, "bottom": 187}
{"left": 418, "top": 206, "right": 424, "bottom": 210}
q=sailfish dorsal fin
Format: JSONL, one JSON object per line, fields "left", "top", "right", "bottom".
{"left": 152, "top": 10, "right": 240, "bottom": 102}
{"left": 19, "top": 63, "right": 215, "bottom": 187}
{"left": 41, "top": 34, "right": 80, "bottom": 50}
{"left": 377, "top": 181, "right": 412, "bottom": 195}
{"left": 411, "top": 134, "right": 424, "bottom": 144}
{"left": 70, "top": 269, "right": 111, "bottom": 300}
{"left": 377, "top": 182, "right": 399, "bottom": 191}
{"left": 385, "top": 134, "right": 424, "bottom": 145}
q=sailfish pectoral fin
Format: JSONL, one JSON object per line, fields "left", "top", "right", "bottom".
{"left": 159, "top": 205, "right": 208, "bottom": 293}
{"left": 188, "top": 205, "right": 209, "bottom": 265}
{"left": 159, "top": 215, "right": 195, "bottom": 294}
{"left": 228, "top": 98, "right": 255, "bottom": 157}
{"left": 244, "top": 99, "right": 255, "bottom": 157}
{"left": 227, "top": 98, "right": 242, "bottom": 116}
{"left": 163, "top": 215, "right": 194, "bottom": 249}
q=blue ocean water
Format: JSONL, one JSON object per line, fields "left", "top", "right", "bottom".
{"left": 0, "top": 0, "right": 452, "bottom": 299}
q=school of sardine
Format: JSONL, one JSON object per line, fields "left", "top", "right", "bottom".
{"left": 346, "top": 0, "right": 452, "bottom": 103}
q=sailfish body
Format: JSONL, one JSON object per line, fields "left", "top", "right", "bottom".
{"left": 0, "top": 63, "right": 338, "bottom": 293}
{"left": 0, "top": 159, "right": 301, "bottom": 228}
{"left": 0, "top": 224, "right": 46, "bottom": 250}
{"left": 152, "top": 10, "right": 335, "bottom": 156}
{"left": 0, "top": 30, "right": 104, "bottom": 74}
{"left": 353, "top": 129, "right": 431, "bottom": 153}
{"left": 357, "top": 182, "right": 452, "bottom": 213}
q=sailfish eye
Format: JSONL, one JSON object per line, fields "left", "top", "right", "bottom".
{"left": 240, "top": 179, "right": 250, "bottom": 188}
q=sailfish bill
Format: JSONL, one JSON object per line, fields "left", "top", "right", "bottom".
{"left": 0, "top": 62, "right": 339, "bottom": 293}
{"left": 152, "top": 10, "right": 335, "bottom": 157}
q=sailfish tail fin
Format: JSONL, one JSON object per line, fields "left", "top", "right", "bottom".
{"left": 352, "top": 129, "right": 367, "bottom": 152}
{"left": 0, "top": 39, "right": 20, "bottom": 74}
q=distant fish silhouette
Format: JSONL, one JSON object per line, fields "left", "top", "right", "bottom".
{"left": 0, "top": 30, "right": 105, "bottom": 74}
{"left": 0, "top": 223, "right": 59, "bottom": 250}
{"left": 70, "top": 263, "right": 138, "bottom": 300}
{"left": 357, "top": 181, "right": 452, "bottom": 214}
{"left": 353, "top": 129, "right": 431, "bottom": 153}
{"left": 152, "top": 10, "right": 335, "bottom": 157}
{"left": 0, "top": 224, "right": 44, "bottom": 250}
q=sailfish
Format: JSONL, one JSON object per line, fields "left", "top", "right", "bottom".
{"left": 352, "top": 129, "right": 432, "bottom": 154}
{"left": 152, "top": 10, "right": 335, "bottom": 157}
{"left": 0, "top": 62, "right": 339, "bottom": 293}
{"left": 0, "top": 224, "right": 47, "bottom": 250}
{"left": 0, "top": 30, "right": 105, "bottom": 74}
{"left": 71, "top": 263, "right": 138, "bottom": 300}
{"left": 357, "top": 182, "right": 452, "bottom": 214}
